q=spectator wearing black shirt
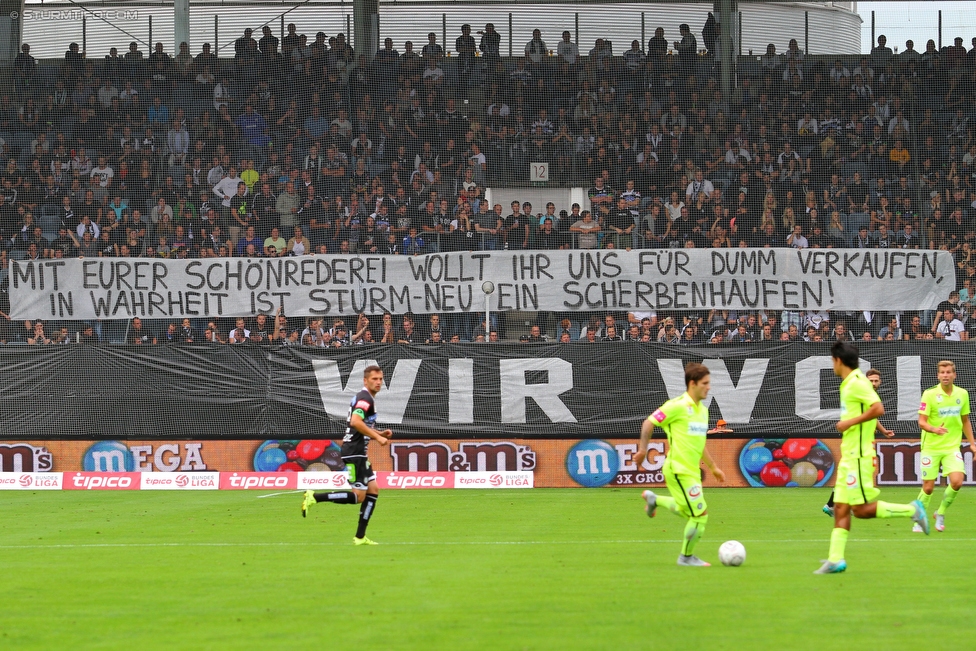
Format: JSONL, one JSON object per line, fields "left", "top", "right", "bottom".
{"left": 534, "top": 218, "right": 561, "bottom": 249}
{"left": 897, "top": 224, "right": 920, "bottom": 248}
{"left": 648, "top": 27, "right": 667, "bottom": 61}
{"left": 608, "top": 197, "right": 636, "bottom": 249}
{"left": 504, "top": 200, "right": 530, "bottom": 250}
{"left": 397, "top": 314, "right": 419, "bottom": 344}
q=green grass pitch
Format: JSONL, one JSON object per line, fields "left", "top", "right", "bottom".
{"left": 0, "top": 487, "right": 971, "bottom": 650}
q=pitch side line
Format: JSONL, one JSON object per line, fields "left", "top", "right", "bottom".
{"left": 1, "top": 538, "right": 975, "bottom": 550}
{"left": 256, "top": 490, "right": 306, "bottom": 498}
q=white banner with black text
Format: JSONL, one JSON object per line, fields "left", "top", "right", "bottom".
{"left": 9, "top": 248, "right": 952, "bottom": 319}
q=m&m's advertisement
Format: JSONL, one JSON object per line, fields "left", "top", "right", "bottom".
{"left": 739, "top": 439, "right": 836, "bottom": 488}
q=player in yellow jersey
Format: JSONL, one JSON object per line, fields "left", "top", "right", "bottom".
{"left": 915, "top": 360, "right": 976, "bottom": 533}
{"left": 634, "top": 363, "right": 727, "bottom": 567}
{"left": 823, "top": 368, "right": 894, "bottom": 517}
{"left": 815, "top": 342, "right": 929, "bottom": 574}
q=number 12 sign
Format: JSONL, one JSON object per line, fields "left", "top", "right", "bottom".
{"left": 530, "top": 162, "right": 549, "bottom": 183}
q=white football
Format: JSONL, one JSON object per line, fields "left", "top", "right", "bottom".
{"left": 718, "top": 540, "right": 746, "bottom": 566}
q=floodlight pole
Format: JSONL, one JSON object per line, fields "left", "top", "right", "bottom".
{"left": 482, "top": 281, "right": 495, "bottom": 340}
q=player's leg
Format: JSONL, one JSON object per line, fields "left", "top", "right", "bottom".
{"left": 641, "top": 490, "right": 680, "bottom": 517}
{"left": 302, "top": 459, "right": 364, "bottom": 516}
{"left": 846, "top": 457, "right": 925, "bottom": 528}
{"left": 823, "top": 489, "right": 835, "bottom": 517}
{"left": 353, "top": 462, "right": 380, "bottom": 545}
{"left": 816, "top": 460, "right": 854, "bottom": 574}
{"left": 302, "top": 487, "right": 359, "bottom": 516}
{"left": 815, "top": 501, "right": 851, "bottom": 573}
{"left": 935, "top": 451, "right": 966, "bottom": 531}
{"left": 673, "top": 473, "right": 710, "bottom": 567}
{"left": 914, "top": 451, "right": 939, "bottom": 531}
{"left": 642, "top": 468, "right": 683, "bottom": 518}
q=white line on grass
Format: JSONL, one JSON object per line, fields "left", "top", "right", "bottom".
{"left": 2, "top": 538, "right": 975, "bottom": 550}
{"left": 255, "top": 490, "right": 305, "bottom": 498}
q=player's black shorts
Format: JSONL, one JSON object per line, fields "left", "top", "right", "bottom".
{"left": 343, "top": 456, "right": 376, "bottom": 490}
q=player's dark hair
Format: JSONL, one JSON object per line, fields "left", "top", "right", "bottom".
{"left": 685, "top": 362, "right": 710, "bottom": 387}
{"left": 830, "top": 341, "right": 859, "bottom": 369}
{"left": 866, "top": 368, "right": 881, "bottom": 379}
{"left": 363, "top": 364, "right": 383, "bottom": 377}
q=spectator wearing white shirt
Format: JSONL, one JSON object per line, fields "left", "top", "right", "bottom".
{"left": 468, "top": 143, "right": 487, "bottom": 181}
{"left": 76, "top": 215, "right": 100, "bottom": 239}
{"left": 487, "top": 101, "right": 510, "bottom": 118}
{"left": 556, "top": 31, "right": 579, "bottom": 66}
{"left": 786, "top": 224, "right": 808, "bottom": 249}
{"left": 229, "top": 318, "right": 251, "bottom": 343}
{"left": 150, "top": 197, "right": 174, "bottom": 224}
{"left": 851, "top": 57, "right": 875, "bottom": 84}
{"left": 872, "top": 98, "right": 891, "bottom": 123}
{"left": 166, "top": 119, "right": 190, "bottom": 166}
{"left": 777, "top": 142, "right": 801, "bottom": 168}
{"left": 213, "top": 167, "right": 243, "bottom": 210}
{"left": 89, "top": 156, "right": 114, "bottom": 195}
{"left": 888, "top": 110, "right": 910, "bottom": 137}
{"left": 97, "top": 79, "right": 119, "bottom": 108}
{"left": 213, "top": 78, "right": 232, "bottom": 110}
{"left": 828, "top": 60, "right": 850, "bottom": 85}
{"left": 936, "top": 316, "right": 967, "bottom": 341}
{"left": 797, "top": 114, "right": 818, "bottom": 137}
{"left": 724, "top": 142, "right": 751, "bottom": 168}
{"left": 623, "top": 40, "right": 646, "bottom": 72}
{"left": 804, "top": 310, "right": 829, "bottom": 331}
{"left": 685, "top": 169, "right": 714, "bottom": 202}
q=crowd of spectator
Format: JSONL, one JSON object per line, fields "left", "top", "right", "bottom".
{"left": 5, "top": 292, "right": 971, "bottom": 345}
{"left": 4, "top": 22, "right": 976, "bottom": 343}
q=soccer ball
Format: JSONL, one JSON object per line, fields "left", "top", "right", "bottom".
{"left": 718, "top": 540, "right": 746, "bottom": 566}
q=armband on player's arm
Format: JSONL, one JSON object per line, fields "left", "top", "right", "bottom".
{"left": 350, "top": 411, "right": 379, "bottom": 439}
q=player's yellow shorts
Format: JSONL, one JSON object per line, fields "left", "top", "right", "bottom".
{"left": 920, "top": 449, "right": 965, "bottom": 481}
{"left": 833, "top": 457, "right": 881, "bottom": 506}
{"left": 663, "top": 467, "right": 706, "bottom": 517}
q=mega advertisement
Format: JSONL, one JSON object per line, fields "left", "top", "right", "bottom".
{"left": 3, "top": 438, "right": 972, "bottom": 488}
{"left": 0, "top": 342, "right": 973, "bottom": 440}
{"left": 8, "top": 248, "right": 950, "bottom": 320}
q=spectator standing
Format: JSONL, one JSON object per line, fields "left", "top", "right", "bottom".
{"left": 571, "top": 210, "right": 601, "bottom": 249}
{"left": 14, "top": 44, "right": 37, "bottom": 98}
{"left": 557, "top": 31, "right": 579, "bottom": 67}
{"left": 674, "top": 24, "right": 697, "bottom": 74}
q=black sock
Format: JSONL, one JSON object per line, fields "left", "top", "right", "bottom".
{"left": 826, "top": 490, "right": 835, "bottom": 508}
{"left": 356, "top": 494, "right": 378, "bottom": 539}
{"left": 315, "top": 491, "right": 358, "bottom": 505}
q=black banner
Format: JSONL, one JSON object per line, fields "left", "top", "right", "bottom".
{"left": 0, "top": 342, "right": 968, "bottom": 440}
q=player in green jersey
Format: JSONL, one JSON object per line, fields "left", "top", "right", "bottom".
{"left": 635, "top": 363, "right": 727, "bottom": 567}
{"left": 823, "top": 368, "right": 895, "bottom": 517}
{"left": 914, "top": 360, "right": 976, "bottom": 533}
{"left": 815, "top": 342, "right": 929, "bottom": 574}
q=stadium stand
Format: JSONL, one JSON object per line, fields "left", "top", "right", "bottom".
{"left": 1, "top": 21, "right": 974, "bottom": 345}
